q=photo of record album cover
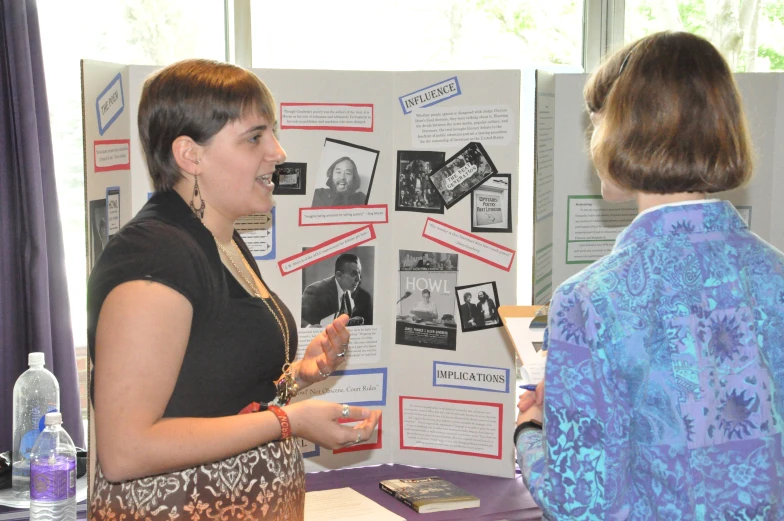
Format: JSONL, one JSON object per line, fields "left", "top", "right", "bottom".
{"left": 429, "top": 142, "right": 498, "bottom": 209}
{"left": 471, "top": 174, "right": 512, "bottom": 233}
{"left": 395, "top": 150, "right": 445, "bottom": 214}
{"left": 272, "top": 162, "right": 307, "bottom": 195}
{"left": 455, "top": 281, "right": 502, "bottom": 333}
{"left": 396, "top": 250, "right": 458, "bottom": 350}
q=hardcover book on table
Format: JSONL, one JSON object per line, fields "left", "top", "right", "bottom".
{"left": 379, "top": 476, "right": 480, "bottom": 514}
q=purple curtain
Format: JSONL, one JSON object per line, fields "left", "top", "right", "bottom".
{"left": 0, "top": 0, "right": 85, "bottom": 449}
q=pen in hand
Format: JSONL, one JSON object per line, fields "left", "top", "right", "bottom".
{"left": 519, "top": 384, "right": 538, "bottom": 392}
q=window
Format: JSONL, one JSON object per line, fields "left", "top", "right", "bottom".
{"left": 625, "top": 0, "right": 784, "bottom": 71}
{"left": 251, "top": 0, "right": 583, "bottom": 70}
{"left": 38, "top": 0, "right": 226, "bottom": 419}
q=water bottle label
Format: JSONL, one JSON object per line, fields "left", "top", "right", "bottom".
{"left": 19, "top": 430, "right": 39, "bottom": 459}
{"left": 30, "top": 457, "right": 76, "bottom": 501}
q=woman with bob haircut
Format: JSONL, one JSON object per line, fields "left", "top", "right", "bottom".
{"left": 515, "top": 32, "right": 784, "bottom": 519}
{"left": 311, "top": 156, "right": 366, "bottom": 207}
{"left": 87, "top": 59, "right": 380, "bottom": 520}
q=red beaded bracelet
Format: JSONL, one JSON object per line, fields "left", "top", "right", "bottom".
{"left": 268, "top": 405, "right": 291, "bottom": 440}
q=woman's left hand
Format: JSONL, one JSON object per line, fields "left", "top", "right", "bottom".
{"left": 517, "top": 403, "right": 543, "bottom": 426}
{"left": 297, "top": 314, "right": 351, "bottom": 385}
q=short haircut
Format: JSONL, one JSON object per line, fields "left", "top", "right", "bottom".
{"left": 138, "top": 59, "right": 277, "bottom": 192}
{"left": 463, "top": 292, "right": 472, "bottom": 300}
{"left": 325, "top": 157, "right": 361, "bottom": 193}
{"left": 422, "top": 289, "right": 431, "bottom": 296}
{"left": 584, "top": 31, "right": 753, "bottom": 194}
{"left": 335, "top": 253, "right": 360, "bottom": 274}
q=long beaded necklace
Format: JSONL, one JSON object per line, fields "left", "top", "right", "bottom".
{"left": 214, "top": 237, "right": 299, "bottom": 405}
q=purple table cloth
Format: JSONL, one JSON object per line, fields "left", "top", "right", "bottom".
{"left": 306, "top": 464, "right": 542, "bottom": 521}
{"left": 0, "top": 465, "right": 541, "bottom": 520}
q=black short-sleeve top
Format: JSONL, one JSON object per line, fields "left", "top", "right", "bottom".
{"left": 87, "top": 190, "right": 297, "bottom": 418}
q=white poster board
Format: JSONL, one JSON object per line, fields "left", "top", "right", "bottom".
{"left": 82, "top": 61, "right": 522, "bottom": 480}
{"left": 533, "top": 71, "right": 784, "bottom": 304}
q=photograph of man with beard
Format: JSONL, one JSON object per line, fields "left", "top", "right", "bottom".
{"left": 475, "top": 290, "right": 499, "bottom": 326}
{"left": 311, "top": 156, "right": 366, "bottom": 207}
{"left": 310, "top": 138, "right": 379, "bottom": 208}
{"left": 301, "top": 252, "right": 373, "bottom": 327}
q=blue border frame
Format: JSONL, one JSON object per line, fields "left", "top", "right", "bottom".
{"left": 300, "top": 441, "right": 320, "bottom": 459}
{"left": 432, "top": 361, "right": 510, "bottom": 394}
{"left": 398, "top": 76, "right": 462, "bottom": 115}
{"left": 327, "top": 367, "right": 388, "bottom": 406}
{"left": 96, "top": 73, "right": 125, "bottom": 136}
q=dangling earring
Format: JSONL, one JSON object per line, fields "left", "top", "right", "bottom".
{"left": 190, "top": 173, "right": 205, "bottom": 219}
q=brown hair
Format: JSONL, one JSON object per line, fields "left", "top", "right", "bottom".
{"left": 584, "top": 31, "right": 753, "bottom": 194}
{"left": 138, "top": 59, "right": 276, "bottom": 192}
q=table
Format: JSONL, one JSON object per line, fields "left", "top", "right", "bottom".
{"left": 306, "top": 464, "right": 542, "bottom": 521}
{"left": 0, "top": 465, "right": 542, "bottom": 520}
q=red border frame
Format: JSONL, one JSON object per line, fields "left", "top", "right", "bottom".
{"left": 277, "top": 225, "right": 376, "bottom": 276}
{"left": 94, "top": 139, "right": 130, "bottom": 172}
{"left": 422, "top": 218, "right": 515, "bottom": 272}
{"left": 332, "top": 416, "right": 383, "bottom": 454}
{"left": 299, "top": 204, "right": 389, "bottom": 227}
{"left": 398, "top": 396, "right": 503, "bottom": 459}
{"left": 279, "top": 103, "right": 374, "bottom": 132}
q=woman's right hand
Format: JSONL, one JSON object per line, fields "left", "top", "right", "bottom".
{"left": 284, "top": 401, "right": 381, "bottom": 450}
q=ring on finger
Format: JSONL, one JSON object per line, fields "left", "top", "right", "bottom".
{"left": 341, "top": 404, "right": 350, "bottom": 419}
{"left": 336, "top": 349, "right": 347, "bottom": 358}
{"left": 355, "top": 432, "right": 362, "bottom": 444}
{"left": 318, "top": 368, "right": 331, "bottom": 379}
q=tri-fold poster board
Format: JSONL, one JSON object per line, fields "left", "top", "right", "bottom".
{"left": 82, "top": 61, "right": 523, "bottom": 480}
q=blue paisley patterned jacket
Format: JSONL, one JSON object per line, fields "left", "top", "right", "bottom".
{"left": 517, "top": 201, "right": 784, "bottom": 520}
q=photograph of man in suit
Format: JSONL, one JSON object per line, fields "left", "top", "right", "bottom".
{"left": 459, "top": 291, "right": 478, "bottom": 329}
{"left": 301, "top": 253, "right": 373, "bottom": 327}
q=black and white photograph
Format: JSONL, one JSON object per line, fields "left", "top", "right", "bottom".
{"left": 471, "top": 174, "right": 512, "bottom": 233}
{"left": 272, "top": 162, "right": 307, "bottom": 195}
{"left": 300, "top": 245, "right": 375, "bottom": 328}
{"left": 429, "top": 142, "right": 498, "bottom": 209}
{"left": 89, "top": 198, "right": 108, "bottom": 269}
{"left": 395, "top": 150, "right": 445, "bottom": 214}
{"left": 396, "top": 250, "right": 458, "bottom": 350}
{"left": 311, "top": 138, "right": 379, "bottom": 208}
{"left": 455, "top": 281, "right": 502, "bottom": 333}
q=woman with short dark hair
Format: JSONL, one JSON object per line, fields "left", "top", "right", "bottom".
{"left": 88, "top": 59, "right": 380, "bottom": 520}
{"left": 515, "top": 32, "right": 783, "bottom": 519}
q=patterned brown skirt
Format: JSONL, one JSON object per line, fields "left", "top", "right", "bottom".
{"left": 89, "top": 438, "right": 305, "bottom": 521}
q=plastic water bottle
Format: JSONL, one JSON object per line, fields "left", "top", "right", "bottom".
{"left": 29, "top": 412, "right": 76, "bottom": 521}
{"left": 11, "top": 352, "right": 60, "bottom": 497}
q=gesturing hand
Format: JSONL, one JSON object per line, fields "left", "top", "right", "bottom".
{"left": 285, "top": 401, "right": 382, "bottom": 450}
{"left": 297, "top": 314, "right": 351, "bottom": 384}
